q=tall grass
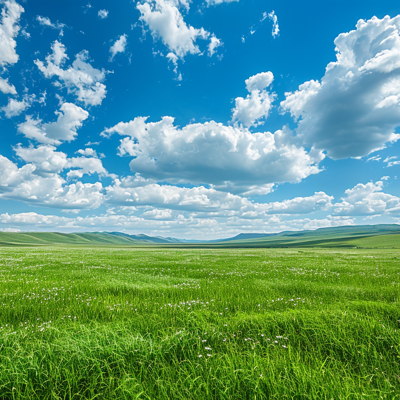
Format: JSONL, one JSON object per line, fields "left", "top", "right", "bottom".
{"left": 0, "top": 247, "right": 399, "bottom": 399}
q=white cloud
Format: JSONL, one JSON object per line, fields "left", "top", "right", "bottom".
{"left": 18, "top": 102, "right": 89, "bottom": 145}
{"left": 0, "top": 227, "right": 20, "bottom": 232}
{"left": 14, "top": 143, "right": 108, "bottom": 180}
{"left": 35, "top": 40, "right": 108, "bottom": 106}
{"left": 0, "top": 156, "right": 104, "bottom": 210}
{"left": 137, "top": 0, "right": 211, "bottom": 59}
{"left": 0, "top": 0, "right": 23, "bottom": 67}
{"left": 208, "top": 35, "right": 222, "bottom": 56}
{"left": 66, "top": 156, "right": 107, "bottom": 179}
{"left": 281, "top": 16, "right": 400, "bottom": 159}
{"left": 14, "top": 144, "right": 68, "bottom": 175}
{"left": 103, "top": 117, "right": 324, "bottom": 195}
{"left": 245, "top": 71, "right": 274, "bottom": 92}
{"left": 231, "top": 72, "right": 275, "bottom": 127}
{"left": 366, "top": 154, "right": 381, "bottom": 162}
{"left": 0, "top": 0, "right": 23, "bottom": 94}
{"left": 263, "top": 192, "right": 333, "bottom": 215}
{"left": 166, "top": 51, "right": 179, "bottom": 74}
{"left": 109, "top": 34, "right": 127, "bottom": 61}
{"left": 76, "top": 148, "right": 97, "bottom": 157}
{"left": 383, "top": 156, "right": 400, "bottom": 167}
{"left": 206, "top": 0, "right": 239, "bottom": 5}
{"left": 1, "top": 93, "right": 34, "bottom": 117}
{"left": 98, "top": 9, "right": 109, "bottom": 19}
{"left": 36, "top": 15, "right": 65, "bottom": 35}
{"left": 0, "top": 212, "right": 72, "bottom": 227}
{"left": 0, "top": 76, "right": 16, "bottom": 94}
{"left": 268, "top": 11, "right": 279, "bottom": 38}
{"left": 333, "top": 180, "right": 400, "bottom": 216}
{"left": 106, "top": 177, "right": 254, "bottom": 212}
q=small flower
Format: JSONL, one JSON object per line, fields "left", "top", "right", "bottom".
{"left": 198, "top": 354, "right": 202, "bottom": 357}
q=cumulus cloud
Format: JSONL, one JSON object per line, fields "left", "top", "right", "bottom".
{"left": 35, "top": 40, "right": 108, "bottom": 106}
{"left": 281, "top": 16, "right": 400, "bottom": 159}
{"left": 0, "top": 76, "right": 16, "bottom": 94}
{"left": 0, "top": 0, "right": 23, "bottom": 93}
{"left": 137, "top": 0, "right": 215, "bottom": 59}
{"left": 18, "top": 102, "right": 89, "bottom": 145}
{"left": 0, "top": 155, "right": 104, "bottom": 210}
{"left": 245, "top": 71, "right": 274, "bottom": 92}
{"left": 106, "top": 177, "right": 251, "bottom": 212}
{"left": 76, "top": 148, "right": 97, "bottom": 157}
{"left": 14, "top": 142, "right": 108, "bottom": 181}
{"left": 14, "top": 144, "right": 68, "bottom": 175}
{"left": 109, "top": 34, "right": 127, "bottom": 61}
{"left": 333, "top": 180, "right": 400, "bottom": 216}
{"left": 66, "top": 156, "right": 108, "bottom": 179}
{"left": 231, "top": 71, "right": 275, "bottom": 127}
{"left": 1, "top": 93, "right": 35, "bottom": 117}
{"left": 98, "top": 9, "right": 109, "bottom": 19}
{"left": 0, "top": 212, "right": 72, "bottom": 227}
{"left": 103, "top": 116, "right": 324, "bottom": 195}
{"left": 263, "top": 192, "right": 333, "bottom": 214}
{"left": 0, "top": 0, "right": 23, "bottom": 66}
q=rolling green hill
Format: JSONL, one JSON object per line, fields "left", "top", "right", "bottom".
{"left": 0, "top": 224, "right": 399, "bottom": 248}
{"left": 0, "top": 232, "right": 142, "bottom": 247}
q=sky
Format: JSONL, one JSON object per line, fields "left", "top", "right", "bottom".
{"left": 0, "top": 0, "right": 400, "bottom": 239}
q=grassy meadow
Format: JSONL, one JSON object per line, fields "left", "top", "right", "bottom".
{"left": 0, "top": 246, "right": 399, "bottom": 399}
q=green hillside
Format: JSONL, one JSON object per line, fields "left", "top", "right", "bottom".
{"left": 0, "top": 232, "right": 141, "bottom": 247}
{"left": 0, "top": 224, "right": 399, "bottom": 248}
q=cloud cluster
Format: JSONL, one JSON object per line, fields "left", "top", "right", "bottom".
{"left": 103, "top": 116, "right": 324, "bottom": 195}
{"left": 35, "top": 41, "right": 108, "bottom": 106}
{"left": 281, "top": 15, "right": 400, "bottom": 159}
{"left": 0, "top": 154, "right": 105, "bottom": 210}
{"left": 18, "top": 102, "right": 89, "bottom": 145}
{"left": 0, "top": 0, "right": 24, "bottom": 94}
{"left": 334, "top": 180, "right": 400, "bottom": 216}
{"left": 137, "top": 0, "right": 221, "bottom": 59}
{"left": 1, "top": 93, "right": 34, "bottom": 117}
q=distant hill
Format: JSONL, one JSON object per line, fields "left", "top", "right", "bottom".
{"left": 0, "top": 224, "right": 399, "bottom": 248}
{"left": 210, "top": 224, "right": 400, "bottom": 248}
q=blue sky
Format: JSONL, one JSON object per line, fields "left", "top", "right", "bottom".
{"left": 0, "top": 0, "right": 399, "bottom": 239}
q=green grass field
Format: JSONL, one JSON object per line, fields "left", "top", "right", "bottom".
{"left": 0, "top": 247, "right": 399, "bottom": 399}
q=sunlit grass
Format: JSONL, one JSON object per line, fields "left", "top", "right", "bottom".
{"left": 0, "top": 247, "right": 399, "bottom": 399}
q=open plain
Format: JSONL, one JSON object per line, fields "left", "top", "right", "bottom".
{"left": 0, "top": 247, "right": 399, "bottom": 399}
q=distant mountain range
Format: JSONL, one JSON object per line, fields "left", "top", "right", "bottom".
{"left": 0, "top": 224, "right": 399, "bottom": 248}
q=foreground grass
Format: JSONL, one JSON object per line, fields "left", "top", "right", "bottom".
{"left": 0, "top": 247, "right": 399, "bottom": 399}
